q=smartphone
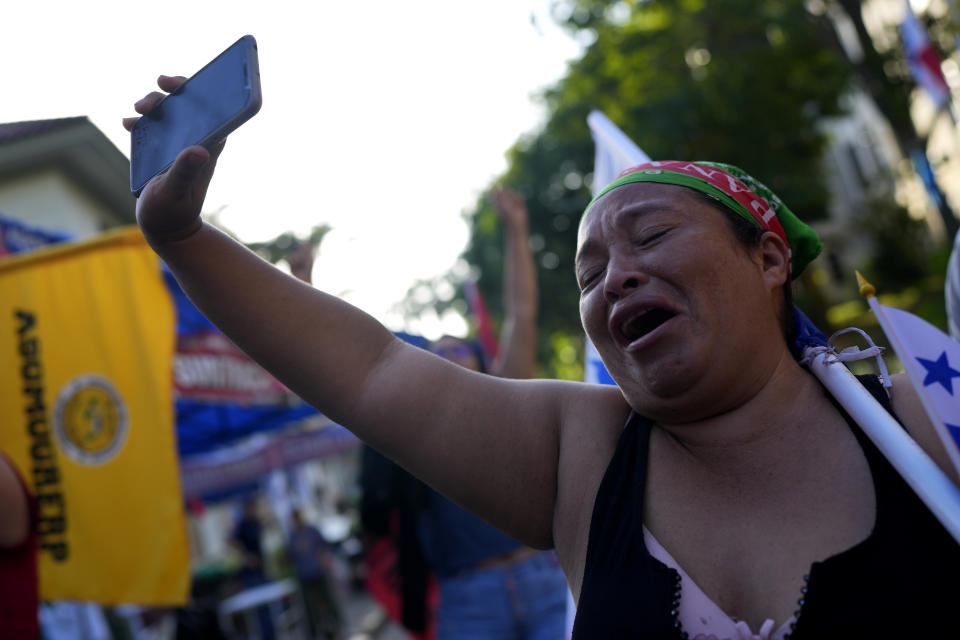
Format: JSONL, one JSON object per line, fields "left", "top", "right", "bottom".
{"left": 130, "top": 35, "right": 262, "bottom": 195}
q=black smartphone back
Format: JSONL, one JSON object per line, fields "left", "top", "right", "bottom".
{"left": 130, "top": 35, "right": 262, "bottom": 196}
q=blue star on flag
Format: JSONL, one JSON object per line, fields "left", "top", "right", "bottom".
{"left": 947, "top": 424, "right": 960, "bottom": 451}
{"left": 916, "top": 351, "right": 960, "bottom": 395}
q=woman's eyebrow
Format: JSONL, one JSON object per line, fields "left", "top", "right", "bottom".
{"left": 616, "top": 201, "right": 681, "bottom": 220}
{"left": 575, "top": 203, "right": 679, "bottom": 267}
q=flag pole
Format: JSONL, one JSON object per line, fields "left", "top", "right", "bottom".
{"left": 803, "top": 273, "right": 960, "bottom": 545}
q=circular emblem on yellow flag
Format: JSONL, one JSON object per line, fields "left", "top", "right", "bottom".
{"left": 54, "top": 375, "right": 129, "bottom": 465}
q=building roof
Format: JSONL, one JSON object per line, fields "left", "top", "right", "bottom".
{"left": 0, "top": 116, "right": 90, "bottom": 145}
{"left": 0, "top": 116, "right": 135, "bottom": 225}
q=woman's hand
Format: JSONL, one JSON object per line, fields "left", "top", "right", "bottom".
{"left": 491, "top": 187, "right": 529, "bottom": 231}
{"left": 123, "top": 75, "right": 224, "bottom": 246}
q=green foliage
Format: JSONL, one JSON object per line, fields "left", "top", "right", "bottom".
{"left": 853, "top": 197, "right": 934, "bottom": 291}
{"left": 547, "top": 330, "right": 588, "bottom": 380}
{"left": 551, "top": 0, "right": 848, "bottom": 220}
{"left": 440, "top": 0, "right": 852, "bottom": 377}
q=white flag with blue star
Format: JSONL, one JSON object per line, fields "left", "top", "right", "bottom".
{"left": 870, "top": 299, "right": 960, "bottom": 477}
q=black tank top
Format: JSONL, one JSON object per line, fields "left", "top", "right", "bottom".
{"left": 572, "top": 376, "right": 960, "bottom": 639}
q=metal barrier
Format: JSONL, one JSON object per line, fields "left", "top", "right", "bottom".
{"left": 217, "top": 578, "right": 309, "bottom": 640}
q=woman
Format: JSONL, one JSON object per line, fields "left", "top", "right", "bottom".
{"left": 127, "top": 77, "right": 959, "bottom": 638}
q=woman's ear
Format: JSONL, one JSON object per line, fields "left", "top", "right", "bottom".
{"left": 759, "top": 231, "right": 791, "bottom": 289}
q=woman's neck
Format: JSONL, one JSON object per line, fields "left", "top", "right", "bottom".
{"left": 655, "top": 357, "right": 838, "bottom": 483}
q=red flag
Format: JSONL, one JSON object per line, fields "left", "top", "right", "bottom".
{"left": 463, "top": 280, "right": 499, "bottom": 362}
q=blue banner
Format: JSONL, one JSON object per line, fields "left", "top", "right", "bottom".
{"left": 0, "top": 214, "right": 72, "bottom": 255}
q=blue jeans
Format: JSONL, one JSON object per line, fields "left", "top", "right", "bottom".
{"left": 436, "top": 551, "right": 569, "bottom": 640}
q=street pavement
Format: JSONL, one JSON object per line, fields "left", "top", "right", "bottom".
{"left": 340, "top": 587, "right": 409, "bottom": 640}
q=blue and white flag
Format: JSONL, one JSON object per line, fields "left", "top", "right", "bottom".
{"left": 584, "top": 111, "right": 650, "bottom": 386}
{"left": 867, "top": 294, "right": 960, "bottom": 478}
{"left": 586, "top": 110, "right": 650, "bottom": 195}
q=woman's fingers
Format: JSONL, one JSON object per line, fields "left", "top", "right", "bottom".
{"left": 124, "top": 93, "right": 163, "bottom": 131}
{"left": 157, "top": 74, "right": 187, "bottom": 92}
{"left": 125, "top": 75, "right": 187, "bottom": 130}
{"left": 132, "top": 76, "right": 187, "bottom": 117}
{"left": 134, "top": 91, "right": 166, "bottom": 115}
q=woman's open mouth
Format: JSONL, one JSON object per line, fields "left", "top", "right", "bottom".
{"left": 620, "top": 307, "right": 677, "bottom": 345}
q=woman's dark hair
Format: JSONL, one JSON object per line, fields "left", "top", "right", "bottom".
{"left": 687, "top": 190, "right": 797, "bottom": 354}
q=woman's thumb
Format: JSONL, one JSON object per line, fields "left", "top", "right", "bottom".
{"left": 164, "top": 146, "right": 210, "bottom": 198}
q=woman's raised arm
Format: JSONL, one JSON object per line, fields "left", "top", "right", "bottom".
{"left": 124, "top": 76, "right": 580, "bottom": 547}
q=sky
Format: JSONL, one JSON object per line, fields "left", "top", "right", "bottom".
{"left": 0, "top": 1, "right": 583, "bottom": 339}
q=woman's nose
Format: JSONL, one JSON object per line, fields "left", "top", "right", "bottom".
{"left": 603, "top": 258, "right": 648, "bottom": 302}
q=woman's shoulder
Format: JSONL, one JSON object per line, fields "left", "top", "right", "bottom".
{"left": 560, "top": 382, "right": 633, "bottom": 442}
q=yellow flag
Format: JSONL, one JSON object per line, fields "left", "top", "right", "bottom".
{"left": 0, "top": 227, "right": 188, "bottom": 605}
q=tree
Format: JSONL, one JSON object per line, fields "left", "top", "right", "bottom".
{"left": 823, "top": 0, "right": 958, "bottom": 238}
{"left": 409, "top": 0, "right": 852, "bottom": 378}
{"left": 245, "top": 224, "right": 332, "bottom": 267}
{"left": 205, "top": 210, "right": 333, "bottom": 283}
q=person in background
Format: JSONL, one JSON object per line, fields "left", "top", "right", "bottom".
{"left": 357, "top": 188, "right": 569, "bottom": 640}
{"left": 287, "top": 508, "right": 343, "bottom": 640}
{"left": 232, "top": 497, "right": 266, "bottom": 584}
{"left": 418, "top": 188, "right": 568, "bottom": 640}
{"left": 358, "top": 443, "right": 436, "bottom": 639}
{"left": 230, "top": 497, "right": 274, "bottom": 639}
{"left": 0, "top": 451, "right": 39, "bottom": 639}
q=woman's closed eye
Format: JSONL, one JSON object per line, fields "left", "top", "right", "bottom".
{"left": 578, "top": 267, "right": 604, "bottom": 291}
{"left": 636, "top": 228, "right": 670, "bottom": 247}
